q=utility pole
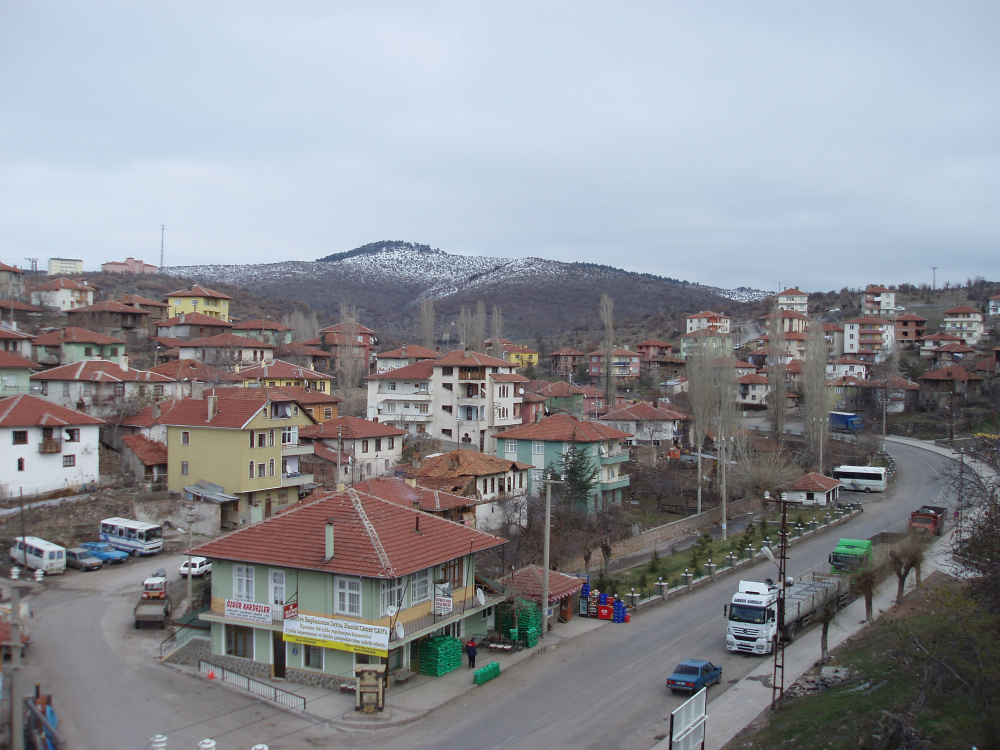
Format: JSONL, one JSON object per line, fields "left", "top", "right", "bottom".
{"left": 185, "top": 505, "right": 195, "bottom": 615}
{"left": 336, "top": 425, "right": 343, "bottom": 490}
{"left": 766, "top": 490, "right": 801, "bottom": 712}
{"left": 159, "top": 225, "right": 165, "bottom": 272}
{"left": 8, "top": 569, "right": 41, "bottom": 750}
{"left": 538, "top": 479, "right": 564, "bottom": 640}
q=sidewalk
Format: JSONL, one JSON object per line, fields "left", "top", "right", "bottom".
{"left": 676, "top": 501, "right": 957, "bottom": 750}
{"left": 166, "top": 616, "right": 609, "bottom": 730}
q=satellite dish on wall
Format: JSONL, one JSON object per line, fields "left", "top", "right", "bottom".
{"left": 476, "top": 588, "right": 486, "bottom": 606}
{"left": 385, "top": 605, "right": 398, "bottom": 617}
{"left": 395, "top": 623, "right": 405, "bottom": 640}
{"left": 518, "top": 388, "right": 524, "bottom": 395}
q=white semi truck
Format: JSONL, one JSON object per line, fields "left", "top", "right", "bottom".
{"left": 725, "top": 574, "right": 849, "bottom": 655}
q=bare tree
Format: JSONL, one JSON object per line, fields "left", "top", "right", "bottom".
{"left": 817, "top": 597, "right": 840, "bottom": 663}
{"left": 338, "top": 302, "right": 364, "bottom": 416}
{"left": 687, "top": 346, "right": 714, "bottom": 514}
{"left": 854, "top": 562, "right": 882, "bottom": 623}
{"left": 709, "top": 344, "right": 739, "bottom": 539}
{"left": 419, "top": 298, "right": 435, "bottom": 350}
{"left": 457, "top": 306, "right": 472, "bottom": 350}
{"left": 766, "top": 300, "right": 788, "bottom": 440}
{"left": 599, "top": 293, "right": 616, "bottom": 411}
{"left": 802, "top": 322, "right": 828, "bottom": 470}
{"left": 472, "top": 300, "right": 487, "bottom": 353}
{"left": 729, "top": 434, "right": 803, "bottom": 515}
{"left": 490, "top": 304, "right": 504, "bottom": 353}
{"left": 282, "top": 309, "right": 320, "bottom": 342}
{"left": 889, "top": 535, "right": 928, "bottom": 604}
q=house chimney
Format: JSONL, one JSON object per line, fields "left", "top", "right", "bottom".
{"left": 404, "top": 477, "right": 417, "bottom": 488}
{"left": 192, "top": 381, "right": 205, "bottom": 400}
{"left": 180, "top": 311, "right": 186, "bottom": 324}
{"left": 151, "top": 401, "right": 161, "bottom": 419}
{"left": 401, "top": 345, "right": 407, "bottom": 358}
{"left": 414, "top": 507, "right": 420, "bottom": 534}
{"left": 121, "top": 355, "right": 128, "bottom": 372}
{"left": 207, "top": 395, "right": 218, "bottom": 421}
{"left": 325, "top": 518, "right": 335, "bottom": 559}
{"left": 412, "top": 500, "right": 420, "bottom": 511}
{"left": 464, "top": 348, "right": 470, "bottom": 358}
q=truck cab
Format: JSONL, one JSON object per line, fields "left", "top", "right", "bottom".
{"left": 829, "top": 538, "right": 872, "bottom": 575}
{"left": 141, "top": 568, "right": 168, "bottom": 600}
{"left": 725, "top": 580, "right": 778, "bottom": 655}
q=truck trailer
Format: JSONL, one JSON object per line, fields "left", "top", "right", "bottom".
{"left": 829, "top": 412, "right": 865, "bottom": 434}
{"left": 909, "top": 506, "right": 947, "bottom": 536}
{"left": 725, "top": 574, "right": 850, "bottom": 655}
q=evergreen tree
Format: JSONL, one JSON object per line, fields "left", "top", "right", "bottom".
{"left": 561, "top": 442, "right": 599, "bottom": 507}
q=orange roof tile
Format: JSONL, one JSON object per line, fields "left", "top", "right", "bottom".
{"left": 165, "top": 284, "right": 233, "bottom": 300}
{"left": 180, "top": 332, "right": 276, "bottom": 349}
{"left": 155, "top": 312, "right": 234, "bottom": 328}
{"left": 30, "top": 278, "right": 96, "bottom": 292}
{"left": 190, "top": 485, "right": 505, "bottom": 578}
{"left": 30, "top": 361, "right": 175, "bottom": 383}
{"left": 66, "top": 300, "right": 149, "bottom": 315}
{"left": 945, "top": 305, "right": 980, "bottom": 315}
{"left": 777, "top": 288, "right": 806, "bottom": 296}
{"left": 122, "top": 435, "right": 168, "bottom": 466}
{"left": 0, "top": 394, "right": 104, "bottom": 427}
{"left": 787, "top": 472, "right": 841, "bottom": 492}
{"left": 435, "top": 350, "right": 511, "bottom": 368}
{"left": 601, "top": 401, "right": 689, "bottom": 422}
{"left": 0, "top": 351, "right": 39, "bottom": 369}
{"left": 119, "top": 294, "right": 168, "bottom": 308}
{"left": 376, "top": 344, "right": 438, "bottom": 360}
{"left": 149, "top": 359, "right": 227, "bottom": 382}
{"left": 300, "top": 415, "right": 405, "bottom": 440}
{"left": 368, "top": 360, "right": 435, "bottom": 380}
{"left": 508, "top": 565, "right": 584, "bottom": 604}
{"left": 551, "top": 347, "right": 584, "bottom": 356}
{"left": 415, "top": 450, "right": 532, "bottom": 480}
{"left": 237, "top": 360, "right": 328, "bottom": 381}
{"left": 277, "top": 343, "right": 331, "bottom": 359}
{"left": 497, "top": 413, "right": 631, "bottom": 442}
{"left": 919, "top": 367, "right": 983, "bottom": 382}
{"left": 33, "top": 327, "right": 125, "bottom": 347}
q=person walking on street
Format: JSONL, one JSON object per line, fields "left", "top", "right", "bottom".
{"left": 466, "top": 639, "right": 477, "bottom": 670}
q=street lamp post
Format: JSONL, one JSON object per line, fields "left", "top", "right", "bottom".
{"left": 538, "top": 479, "right": 564, "bottom": 640}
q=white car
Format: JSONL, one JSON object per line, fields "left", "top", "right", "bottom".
{"left": 179, "top": 557, "right": 211, "bottom": 577}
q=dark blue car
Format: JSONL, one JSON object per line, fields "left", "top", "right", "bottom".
{"left": 666, "top": 659, "right": 723, "bottom": 694}
{"left": 81, "top": 542, "right": 130, "bottom": 564}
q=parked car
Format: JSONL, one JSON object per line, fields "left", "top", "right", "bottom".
{"left": 667, "top": 659, "right": 723, "bottom": 694}
{"left": 179, "top": 557, "right": 212, "bottom": 578}
{"left": 66, "top": 547, "right": 103, "bottom": 571}
{"left": 80, "top": 541, "right": 130, "bottom": 564}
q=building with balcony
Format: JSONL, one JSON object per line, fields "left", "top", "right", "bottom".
{"left": 0, "top": 394, "right": 103, "bottom": 495}
{"left": 894, "top": 314, "right": 928, "bottom": 348}
{"left": 299, "top": 415, "right": 405, "bottom": 486}
{"left": 685, "top": 311, "right": 731, "bottom": 334}
{"left": 366, "top": 350, "right": 525, "bottom": 453}
{"left": 28, "top": 277, "right": 96, "bottom": 311}
{"left": 942, "top": 305, "right": 985, "bottom": 346}
{"left": 586, "top": 347, "right": 641, "bottom": 382}
{"left": 305, "top": 323, "right": 380, "bottom": 374}
{"left": 177, "top": 332, "right": 276, "bottom": 366}
{"left": 165, "top": 284, "right": 233, "bottom": 321}
{"left": 989, "top": 295, "right": 1000, "bottom": 318}
{"left": 232, "top": 360, "right": 334, "bottom": 395}
{"left": 760, "top": 309, "right": 809, "bottom": 334}
{"left": 0, "top": 351, "right": 40, "bottom": 397}
{"left": 917, "top": 332, "right": 965, "bottom": 357}
{"left": 822, "top": 323, "right": 845, "bottom": 359}
{"left": 501, "top": 345, "right": 539, "bottom": 369}
{"left": 775, "top": 288, "right": 808, "bottom": 314}
{"left": 549, "top": 347, "right": 584, "bottom": 376}
{"left": 155, "top": 312, "right": 234, "bottom": 341}
{"left": 163, "top": 388, "right": 318, "bottom": 528}
{"left": 65, "top": 300, "right": 151, "bottom": 341}
{"left": 843, "top": 316, "right": 895, "bottom": 362}
{"left": 31, "top": 327, "right": 126, "bottom": 368}
{"left": 496, "top": 413, "right": 632, "bottom": 510}
{"left": 30, "top": 359, "right": 182, "bottom": 417}
{"left": 232, "top": 319, "right": 294, "bottom": 347}
{"left": 0, "top": 262, "right": 26, "bottom": 300}
{"left": 679, "top": 329, "right": 733, "bottom": 360}
{"left": 182, "top": 485, "right": 508, "bottom": 688}
{"left": 594, "top": 401, "right": 688, "bottom": 446}
{"left": 635, "top": 339, "right": 673, "bottom": 360}
{"left": 863, "top": 285, "right": 897, "bottom": 319}
{"left": 0, "top": 325, "right": 34, "bottom": 359}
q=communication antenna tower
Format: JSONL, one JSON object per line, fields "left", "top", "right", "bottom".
{"left": 159, "top": 225, "right": 165, "bottom": 273}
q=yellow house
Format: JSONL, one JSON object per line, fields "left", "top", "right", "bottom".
{"left": 234, "top": 360, "right": 334, "bottom": 394}
{"left": 165, "top": 284, "right": 234, "bottom": 322}
{"left": 163, "top": 388, "right": 316, "bottom": 528}
{"left": 503, "top": 345, "right": 539, "bottom": 369}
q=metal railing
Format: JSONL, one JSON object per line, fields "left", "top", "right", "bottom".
{"left": 198, "top": 659, "right": 306, "bottom": 711}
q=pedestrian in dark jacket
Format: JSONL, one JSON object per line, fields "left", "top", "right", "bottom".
{"left": 466, "top": 639, "right": 477, "bottom": 669}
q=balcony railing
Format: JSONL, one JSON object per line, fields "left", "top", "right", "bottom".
{"left": 281, "top": 472, "right": 313, "bottom": 487}
{"left": 38, "top": 438, "right": 62, "bottom": 454}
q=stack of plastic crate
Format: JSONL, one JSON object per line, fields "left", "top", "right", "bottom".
{"left": 417, "top": 635, "right": 463, "bottom": 677}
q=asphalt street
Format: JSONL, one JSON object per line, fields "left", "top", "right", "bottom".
{"left": 17, "top": 441, "right": 953, "bottom": 750}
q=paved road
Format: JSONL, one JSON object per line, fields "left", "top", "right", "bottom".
{"left": 18, "top": 442, "right": 952, "bottom": 750}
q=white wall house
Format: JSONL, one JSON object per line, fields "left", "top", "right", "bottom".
{"left": 29, "top": 278, "right": 96, "bottom": 311}
{"left": 942, "top": 306, "right": 985, "bottom": 346}
{"left": 0, "top": 394, "right": 103, "bottom": 495}
{"left": 31, "top": 360, "right": 182, "bottom": 418}
{"left": 685, "top": 311, "right": 731, "bottom": 334}
{"left": 594, "top": 402, "right": 687, "bottom": 445}
{"left": 844, "top": 316, "right": 895, "bottom": 362}
{"left": 776, "top": 288, "right": 808, "bottom": 314}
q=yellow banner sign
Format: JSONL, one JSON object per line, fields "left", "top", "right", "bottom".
{"left": 283, "top": 614, "right": 390, "bottom": 658}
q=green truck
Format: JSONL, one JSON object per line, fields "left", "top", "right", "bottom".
{"left": 829, "top": 538, "right": 872, "bottom": 575}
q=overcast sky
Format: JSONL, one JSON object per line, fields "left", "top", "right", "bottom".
{"left": 2, "top": 3, "right": 997, "bottom": 291}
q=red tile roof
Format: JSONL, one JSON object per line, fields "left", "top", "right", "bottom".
{"left": 738, "top": 373, "right": 769, "bottom": 385}
{"left": 33, "top": 327, "right": 126, "bottom": 346}
{"left": 787, "top": 472, "right": 841, "bottom": 493}
{"left": 159, "top": 391, "right": 270, "bottom": 429}
{"left": 232, "top": 318, "right": 292, "bottom": 331}
{"left": 586, "top": 347, "right": 638, "bottom": 357}
{"left": 155, "top": 312, "right": 234, "bottom": 328}
{"left": 66, "top": 301, "right": 149, "bottom": 315}
{"left": 917, "top": 332, "right": 962, "bottom": 343}
{"left": 0, "top": 352, "right": 39, "bottom": 369}
{"left": 0, "top": 262, "right": 24, "bottom": 274}
{"left": 600, "top": 401, "right": 689, "bottom": 422}
{"left": 415, "top": 450, "right": 532, "bottom": 480}
{"left": 776, "top": 288, "right": 806, "bottom": 296}
{"left": 822, "top": 323, "right": 844, "bottom": 332}
{"left": 277, "top": 343, "right": 331, "bottom": 359}
{"left": 237, "top": 360, "right": 329, "bottom": 381}
{"left": 375, "top": 344, "right": 438, "bottom": 360}
{"left": 149, "top": 359, "right": 228, "bottom": 382}
{"left": 919, "top": 367, "right": 983, "bottom": 383}
{"left": 934, "top": 343, "right": 976, "bottom": 354}
{"left": 180, "top": 332, "right": 276, "bottom": 349}
{"left": 122, "top": 399, "right": 181, "bottom": 427}
{"left": 636, "top": 338, "right": 672, "bottom": 347}
{"left": 865, "top": 285, "right": 894, "bottom": 294}
{"left": 319, "top": 323, "right": 377, "bottom": 335}
{"left": 497, "top": 413, "right": 631, "bottom": 442}
{"left": 245, "top": 386, "right": 340, "bottom": 406}
{"left": 119, "top": 294, "right": 168, "bottom": 308}
{"left": 165, "top": 284, "right": 233, "bottom": 300}
{"left": 508, "top": 565, "right": 584, "bottom": 605}
{"left": 30, "top": 278, "right": 96, "bottom": 292}
{"left": 834, "top": 357, "right": 868, "bottom": 365}
{"left": 300, "top": 415, "right": 404, "bottom": 440}
{"left": 945, "top": 305, "right": 979, "bottom": 315}
{"left": 122, "top": 435, "right": 168, "bottom": 466}
{"left": 0, "top": 394, "right": 104, "bottom": 427}
{"left": 649, "top": 355, "right": 685, "bottom": 364}
{"left": 310, "top": 443, "right": 352, "bottom": 465}
{"left": 31, "top": 360, "right": 175, "bottom": 383}
{"left": 551, "top": 347, "right": 584, "bottom": 356}
{"left": 190, "top": 484, "right": 505, "bottom": 578}
{"left": 0, "top": 300, "right": 43, "bottom": 313}
{"left": 525, "top": 380, "right": 585, "bottom": 398}
{"left": 895, "top": 313, "right": 928, "bottom": 322}
{"left": 490, "top": 373, "right": 529, "bottom": 383}
{"left": 435, "top": 350, "right": 511, "bottom": 368}
{"left": 368, "top": 360, "right": 435, "bottom": 380}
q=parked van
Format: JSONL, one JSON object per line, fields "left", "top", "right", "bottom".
{"left": 9, "top": 537, "right": 66, "bottom": 575}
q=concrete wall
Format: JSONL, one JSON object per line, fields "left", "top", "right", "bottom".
{"left": 134, "top": 494, "right": 221, "bottom": 536}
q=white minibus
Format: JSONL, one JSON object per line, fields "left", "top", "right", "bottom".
{"left": 9, "top": 537, "right": 66, "bottom": 575}
{"left": 832, "top": 465, "right": 888, "bottom": 493}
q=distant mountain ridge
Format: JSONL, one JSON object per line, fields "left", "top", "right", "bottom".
{"left": 167, "top": 241, "right": 771, "bottom": 339}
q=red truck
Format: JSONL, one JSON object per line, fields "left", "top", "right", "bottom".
{"left": 909, "top": 506, "right": 947, "bottom": 536}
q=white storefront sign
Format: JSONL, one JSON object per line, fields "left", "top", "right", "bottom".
{"left": 283, "top": 614, "right": 390, "bottom": 657}
{"left": 434, "top": 595, "right": 453, "bottom": 615}
{"left": 224, "top": 599, "right": 273, "bottom": 625}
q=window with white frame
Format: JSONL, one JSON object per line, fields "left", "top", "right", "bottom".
{"left": 532, "top": 441, "right": 544, "bottom": 454}
{"left": 234, "top": 565, "right": 255, "bottom": 601}
{"left": 335, "top": 577, "right": 361, "bottom": 616}
{"left": 269, "top": 570, "right": 285, "bottom": 606}
{"left": 380, "top": 577, "right": 406, "bottom": 616}
{"left": 532, "top": 469, "right": 543, "bottom": 482}
{"left": 506, "top": 440, "right": 517, "bottom": 454}
{"left": 304, "top": 644, "right": 324, "bottom": 669}
{"left": 411, "top": 568, "right": 430, "bottom": 604}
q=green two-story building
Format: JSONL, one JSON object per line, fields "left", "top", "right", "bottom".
{"left": 182, "top": 485, "right": 508, "bottom": 689}
{"left": 496, "top": 414, "right": 632, "bottom": 510}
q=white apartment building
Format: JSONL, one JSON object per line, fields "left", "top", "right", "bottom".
{"left": 864, "top": 285, "right": 897, "bottom": 318}
{"left": 844, "top": 316, "right": 896, "bottom": 362}
{"left": 776, "top": 288, "right": 808, "bottom": 314}
{"left": 942, "top": 305, "right": 985, "bottom": 346}
{"left": 367, "top": 350, "right": 524, "bottom": 453}
{"left": 47, "top": 258, "right": 84, "bottom": 276}
{"left": 684, "top": 311, "right": 731, "bottom": 334}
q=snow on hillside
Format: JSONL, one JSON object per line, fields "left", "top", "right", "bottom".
{"left": 167, "top": 247, "right": 771, "bottom": 303}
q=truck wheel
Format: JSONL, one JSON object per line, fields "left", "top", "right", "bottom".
{"left": 784, "top": 622, "right": 798, "bottom": 643}
{"left": 864, "top": 487, "right": 872, "bottom": 493}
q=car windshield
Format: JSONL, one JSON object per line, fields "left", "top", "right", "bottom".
{"left": 144, "top": 527, "right": 163, "bottom": 541}
{"left": 95, "top": 544, "right": 111, "bottom": 552}
{"left": 832, "top": 553, "right": 863, "bottom": 570}
{"left": 674, "top": 665, "right": 699, "bottom": 676}
{"left": 729, "top": 604, "right": 766, "bottom": 624}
